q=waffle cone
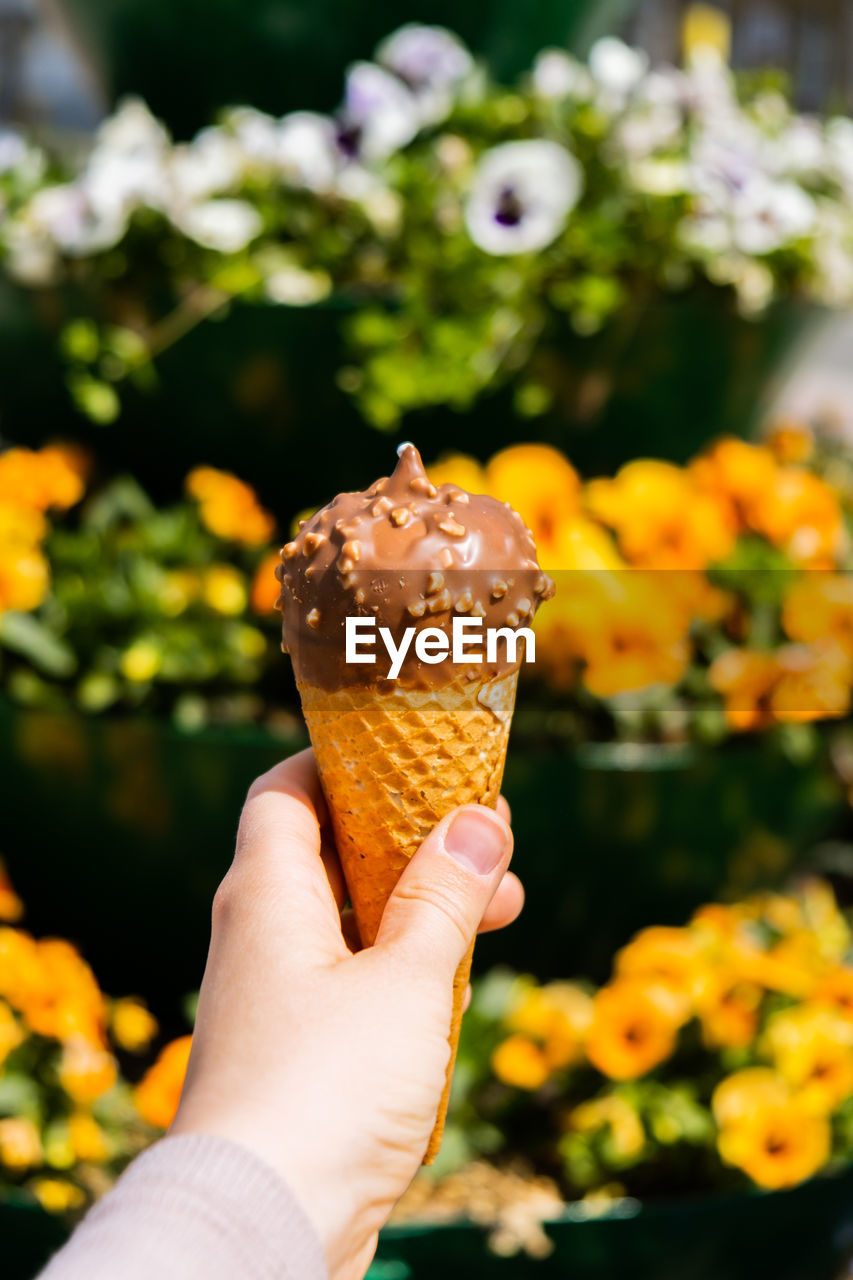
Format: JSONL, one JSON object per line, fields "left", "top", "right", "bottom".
{"left": 297, "top": 669, "right": 518, "bottom": 1163}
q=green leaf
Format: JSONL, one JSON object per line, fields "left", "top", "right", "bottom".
{"left": 0, "top": 612, "right": 77, "bottom": 677}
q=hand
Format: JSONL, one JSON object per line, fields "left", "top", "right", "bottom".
{"left": 170, "top": 749, "right": 520, "bottom": 1280}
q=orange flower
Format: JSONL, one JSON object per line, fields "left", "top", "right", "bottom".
{"left": 0, "top": 861, "right": 24, "bottom": 923}
{"left": 783, "top": 574, "right": 853, "bottom": 654}
{"left": 135, "top": 1036, "right": 193, "bottom": 1128}
{"left": 491, "top": 1034, "right": 551, "bottom": 1090}
{"left": 0, "top": 544, "right": 50, "bottom": 614}
{"left": 250, "top": 549, "right": 283, "bottom": 615}
{"left": 427, "top": 453, "right": 488, "bottom": 494}
{"left": 585, "top": 980, "right": 684, "bottom": 1080}
{"left": 690, "top": 438, "right": 779, "bottom": 530}
{"left": 712, "top": 1067, "right": 789, "bottom": 1127}
{"left": 748, "top": 467, "right": 843, "bottom": 568}
{"left": 694, "top": 968, "right": 763, "bottom": 1049}
{"left": 22, "top": 939, "right": 106, "bottom": 1046}
{"left": 770, "top": 642, "right": 852, "bottom": 725}
{"left": 0, "top": 445, "right": 87, "bottom": 513}
{"left": 708, "top": 648, "right": 778, "bottom": 731}
{"left": 486, "top": 445, "right": 581, "bottom": 563}
{"left": 68, "top": 1112, "right": 110, "bottom": 1163}
{"left": 586, "top": 460, "right": 736, "bottom": 569}
{"left": 615, "top": 926, "right": 705, "bottom": 1016}
{"left": 186, "top": 467, "right": 276, "bottom": 546}
{"left": 0, "top": 1117, "right": 43, "bottom": 1171}
{"left": 812, "top": 968, "right": 853, "bottom": 1020}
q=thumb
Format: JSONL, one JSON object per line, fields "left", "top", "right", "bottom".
{"left": 374, "top": 806, "right": 513, "bottom": 983}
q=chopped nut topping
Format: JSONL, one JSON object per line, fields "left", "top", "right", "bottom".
{"left": 506, "top": 612, "right": 519, "bottom": 628}
{"left": 534, "top": 574, "right": 548, "bottom": 594}
{"left": 428, "top": 588, "right": 453, "bottom": 613}
{"left": 491, "top": 580, "right": 508, "bottom": 599}
{"left": 354, "top": 588, "right": 366, "bottom": 605}
{"left": 517, "top": 597, "right": 532, "bottom": 617}
{"left": 282, "top": 541, "right": 298, "bottom": 559}
{"left": 438, "top": 517, "right": 466, "bottom": 538}
{"left": 426, "top": 572, "right": 445, "bottom": 595}
{"left": 306, "top": 608, "right": 321, "bottom": 630}
{"left": 304, "top": 531, "right": 326, "bottom": 555}
{"left": 410, "top": 477, "right": 437, "bottom": 497}
{"left": 371, "top": 497, "right": 393, "bottom": 517}
{"left": 342, "top": 539, "right": 361, "bottom": 562}
{"left": 297, "top": 519, "right": 307, "bottom": 530}
{"left": 407, "top": 599, "right": 427, "bottom": 618}
{"left": 439, "top": 547, "right": 455, "bottom": 569}
{"left": 455, "top": 589, "right": 473, "bottom": 612}
{"left": 391, "top": 507, "right": 412, "bottom": 527}
{"left": 471, "top": 601, "right": 487, "bottom": 618}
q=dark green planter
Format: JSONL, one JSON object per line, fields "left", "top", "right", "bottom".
{"left": 0, "top": 287, "right": 820, "bottom": 513}
{"left": 0, "top": 1200, "right": 68, "bottom": 1280}
{"left": 371, "top": 1165, "right": 853, "bottom": 1280}
{"left": 56, "top": 0, "right": 641, "bottom": 136}
{"left": 0, "top": 702, "right": 844, "bottom": 1016}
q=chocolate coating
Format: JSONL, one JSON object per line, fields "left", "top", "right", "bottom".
{"left": 277, "top": 444, "right": 554, "bottom": 688}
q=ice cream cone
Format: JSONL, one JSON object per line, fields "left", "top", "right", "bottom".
{"left": 297, "top": 670, "right": 518, "bottom": 1162}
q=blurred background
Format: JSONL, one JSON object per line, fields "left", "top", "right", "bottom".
{"left": 5, "top": 1, "right": 853, "bottom": 1277}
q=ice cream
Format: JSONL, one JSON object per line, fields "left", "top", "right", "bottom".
{"left": 277, "top": 442, "right": 552, "bottom": 1160}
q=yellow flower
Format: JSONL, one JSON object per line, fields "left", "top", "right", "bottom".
{"left": 0, "top": 1117, "right": 43, "bottom": 1171}
{"left": 783, "top": 574, "right": 853, "bottom": 654}
{"left": 585, "top": 980, "right": 684, "bottom": 1080}
{"left": 0, "top": 860, "right": 24, "bottom": 923}
{"left": 203, "top": 564, "right": 248, "bottom": 616}
{"left": 186, "top": 467, "right": 275, "bottom": 546}
{"left": 587, "top": 459, "right": 735, "bottom": 569}
{"left": 58, "top": 1038, "right": 118, "bottom": 1104}
{"left": 506, "top": 982, "right": 593, "bottom": 1071}
{"left": 5, "top": 936, "right": 107, "bottom": 1046}
{"left": 559, "top": 570, "right": 691, "bottom": 698}
{"left": 158, "top": 570, "right": 200, "bottom": 617}
{"left": 31, "top": 1178, "right": 86, "bottom": 1214}
{"left": 68, "top": 1112, "right": 109, "bottom": 1163}
{"left": 491, "top": 1034, "right": 550, "bottom": 1090}
{"left": 570, "top": 1095, "right": 645, "bottom": 1160}
{"left": 0, "top": 545, "right": 50, "bottom": 614}
{"left": 135, "top": 1035, "right": 193, "bottom": 1128}
{"left": 763, "top": 1005, "right": 853, "bottom": 1114}
{"left": 120, "top": 639, "right": 162, "bottom": 683}
{"left": 110, "top": 998, "right": 158, "bottom": 1052}
{"left": 486, "top": 444, "right": 581, "bottom": 563}
{"left": 749, "top": 467, "right": 843, "bottom": 568}
{"left": 0, "top": 999, "right": 24, "bottom": 1067}
{"left": 427, "top": 453, "right": 488, "bottom": 494}
{"left": 250, "top": 549, "right": 283, "bottom": 615}
{"left": 766, "top": 420, "right": 814, "bottom": 465}
{"left": 712, "top": 1068, "right": 789, "bottom": 1127}
{"left": 717, "top": 1103, "right": 830, "bottom": 1190}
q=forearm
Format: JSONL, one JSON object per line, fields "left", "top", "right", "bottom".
{"left": 37, "top": 1134, "right": 328, "bottom": 1280}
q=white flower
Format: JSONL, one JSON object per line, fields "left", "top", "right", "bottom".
{"left": 276, "top": 112, "right": 342, "bottom": 192}
{"left": 530, "top": 50, "right": 592, "bottom": 101}
{"left": 3, "top": 220, "right": 59, "bottom": 285}
{"left": 731, "top": 178, "right": 816, "bottom": 254}
{"left": 465, "top": 140, "right": 582, "bottom": 255}
{"left": 588, "top": 38, "right": 648, "bottom": 100}
{"left": 339, "top": 62, "right": 420, "bottom": 163}
{"left": 376, "top": 24, "right": 473, "bottom": 124}
{"left": 84, "top": 99, "right": 171, "bottom": 218}
{"left": 27, "top": 183, "right": 128, "bottom": 256}
{"left": 227, "top": 107, "right": 283, "bottom": 166}
{"left": 176, "top": 199, "right": 262, "bottom": 252}
{"left": 170, "top": 128, "right": 244, "bottom": 202}
{"left": 629, "top": 159, "right": 689, "bottom": 196}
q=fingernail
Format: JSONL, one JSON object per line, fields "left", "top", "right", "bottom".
{"left": 444, "top": 809, "right": 508, "bottom": 875}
